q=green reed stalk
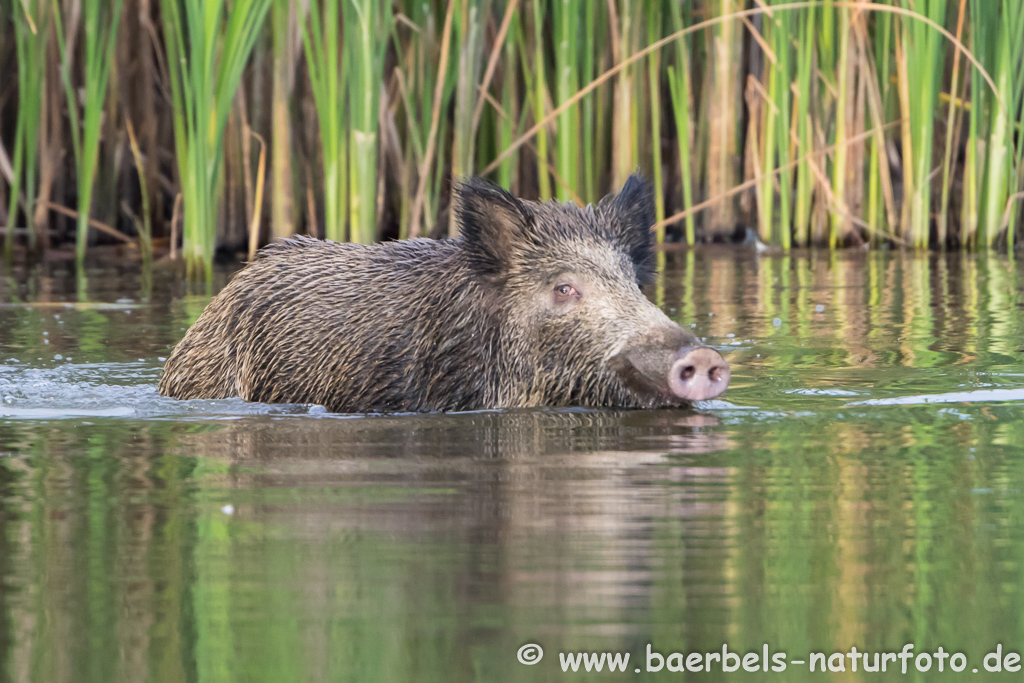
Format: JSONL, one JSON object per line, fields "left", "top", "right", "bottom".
{"left": 978, "top": 0, "right": 1018, "bottom": 248}
{"left": 1009, "top": 1, "right": 1024, "bottom": 251}
{"left": 344, "top": 0, "right": 390, "bottom": 243}
{"left": 828, "top": 6, "right": 850, "bottom": 249}
{"left": 901, "top": 0, "right": 948, "bottom": 249}
{"left": 937, "top": 0, "right": 967, "bottom": 248}
{"left": 819, "top": 0, "right": 835, "bottom": 74}
{"left": 666, "top": 66, "right": 693, "bottom": 245}
{"left": 665, "top": 1, "right": 695, "bottom": 245}
{"left": 529, "top": 0, "right": 551, "bottom": 200}
{"left": 793, "top": 5, "right": 816, "bottom": 246}
{"left": 580, "top": 0, "right": 599, "bottom": 203}
{"left": 553, "top": 0, "right": 580, "bottom": 203}
{"left": 866, "top": 123, "right": 882, "bottom": 243}
{"left": 53, "top": 0, "right": 123, "bottom": 266}
{"left": 593, "top": 23, "right": 611, "bottom": 205}
{"left": 867, "top": 9, "right": 893, "bottom": 243}
{"left": 646, "top": 0, "right": 664, "bottom": 227}
{"left": 1010, "top": 12, "right": 1024, "bottom": 251}
{"left": 450, "top": 0, "right": 485, "bottom": 237}
{"left": 161, "top": 0, "right": 271, "bottom": 280}
{"left": 759, "top": 46, "right": 778, "bottom": 245}
{"left": 5, "top": 0, "right": 49, "bottom": 257}
{"left": 498, "top": 6, "right": 519, "bottom": 191}
{"left": 610, "top": 0, "right": 633, "bottom": 189}
{"left": 399, "top": 0, "right": 455, "bottom": 237}
{"left": 302, "top": 0, "right": 348, "bottom": 241}
{"left": 771, "top": 5, "right": 793, "bottom": 249}
{"left": 961, "top": 0, "right": 993, "bottom": 248}
{"left": 623, "top": 0, "right": 640, "bottom": 188}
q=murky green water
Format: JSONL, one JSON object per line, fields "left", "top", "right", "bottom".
{"left": 2, "top": 251, "right": 1024, "bottom": 682}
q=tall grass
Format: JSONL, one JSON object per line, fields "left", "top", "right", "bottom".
{"left": 969, "top": 0, "right": 1024, "bottom": 249}
{"left": 3, "top": 0, "right": 1024, "bottom": 279}
{"left": 4, "top": 0, "right": 49, "bottom": 257}
{"left": 344, "top": 0, "right": 391, "bottom": 243}
{"left": 449, "top": 0, "right": 485, "bottom": 236}
{"left": 302, "top": 0, "right": 348, "bottom": 241}
{"left": 552, "top": 0, "right": 579, "bottom": 203}
{"left": 53, "top": 0, "right": 123, "bottom": 265}
{"left": 160, "top": 0, "right": 271, "bottom": 279}
{"left": 901, "top": 0, "right": 948, "bottom": 249}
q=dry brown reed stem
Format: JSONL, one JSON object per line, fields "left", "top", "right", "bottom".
{"left": 744, "top": 78, "right": 764, "bottom": 221}
{"left": 740, "top": 15, "right": 776, "bottom": 65}
{"left": 0, "top": 143, "right": 23, "bottom": 217}
{"left": 270, "top": 1, "right": 296, "bottom": 241}
{"left": 170, "top": 192, "right": 181, "bottom": 260}
{"left": 747, "top": 75, "right": 779, "bottom": 116}
{"left": 305, "top": 163, "right": 319, "bottom": 239}
{"left": 393, "top": 12, "right": 422, "bottom": 33}
{"left": 248, "top": 131, "right": 268, "bottom": 262}
{"left": 236, "top": 93, "right": 255, "bottom": 236}
{"left": 478, "top": 90, "right": 583, "bottom": 205}
{"left": 470, "top": 0, "right": 518, "bottom": 136}
{"left": 124, "top": 117, "right": 151, "bottom": 255}
{"left": 894, "top": 30, "right": 912, "bottom": 235}
{"left": 653, "top": 118, "right": 907, "bottom": 244}
{"left": 851, "top": 17, "right": 898, "bottom": 230}
{"left": 604, "top": 0, "right": 621, "bottom": 61}
{"left": 482, "top": 1, "right": 1004, "bottom": 178}
{"left": 0, "top": 142, "right": 14, "bottom": 186}
{"left": 392, "top": 67, "right": 424, "bottom": 171}
{"left": 34, "top": 81, "right": 57, "bottom": 250}
{"left": 376, "top": 82, "right": 388, "bottom": 239}
{"left": 18, "top": 2, "right": 39, "bottom": 33}
{"left": 408, "top": 0, "right": 456, "bottom": 239}
{"left": 1001, "top": 193, "right": 1024, "bottom": 235}
{"left": 42, "top": 201, "right": 136, "bottom": 246}
{"left": 802, "top": 124, "right": 872, "bottom": 245}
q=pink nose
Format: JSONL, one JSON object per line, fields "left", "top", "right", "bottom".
{"left": 668, "top": 347, "right": 730, "bottom": 401}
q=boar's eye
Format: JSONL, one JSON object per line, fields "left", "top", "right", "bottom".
{"left": 553, "top": 284, "right": 579, "bottom": 303}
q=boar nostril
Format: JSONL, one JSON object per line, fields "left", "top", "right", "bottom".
{"left": 667, "top": 347, "right": 731, "bottom": 401}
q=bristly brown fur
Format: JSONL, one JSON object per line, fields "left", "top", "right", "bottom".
{"left": 159, "top": 174, "right": 702, "bottom": 413}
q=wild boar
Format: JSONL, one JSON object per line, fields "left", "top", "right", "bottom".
{"left": 158, "top": 175, "right": 730, "bottom": 412}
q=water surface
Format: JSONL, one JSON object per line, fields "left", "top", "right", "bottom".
{"left": 2, "top": 251, "right": 1024, "bottom": 682}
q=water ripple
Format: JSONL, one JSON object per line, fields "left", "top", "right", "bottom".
{"left": 0, "top": 361, "right": 310, "bottom": 420}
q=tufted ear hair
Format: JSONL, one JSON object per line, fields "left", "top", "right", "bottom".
{"left": 600, "top": 173, "right": 656, "bottom": 284}
{"left": 455, "top": 177, "right": 535, "bottom": 278}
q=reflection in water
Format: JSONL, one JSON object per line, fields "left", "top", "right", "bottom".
{"left": 2, "top": 250, "right": 1024, "bottom": 682}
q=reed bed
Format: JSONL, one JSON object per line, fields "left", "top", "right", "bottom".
{"left": 1, "top": 0, "right": 1023, "bottom": 280}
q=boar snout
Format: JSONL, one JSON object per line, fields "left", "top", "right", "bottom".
{"left": 610, "top": 338, "right": 730, "bottom": 405}
{"left": 668, "top": 347, "right": 730, "bottom": 401}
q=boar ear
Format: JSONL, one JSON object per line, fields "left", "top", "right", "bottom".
{"left": 604, "top": 173, "right": 656, "bottom": 284}
{"left": 455, "top": 177, "right": 534, "bottom": 277}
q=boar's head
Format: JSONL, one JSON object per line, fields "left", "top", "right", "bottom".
{"left": 456, "top": 174, "right": 729, "bottom": 409}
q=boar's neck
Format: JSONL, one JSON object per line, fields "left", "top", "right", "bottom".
{"left": 304, "top": 238, "right": 530, "bottom": 412}
{"left": 394, "top": 250, "right": 534, "bottom": 412}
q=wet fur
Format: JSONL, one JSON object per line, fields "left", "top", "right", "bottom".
{"left": 159, "top": 175, "right": 700, "bottom": 412}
